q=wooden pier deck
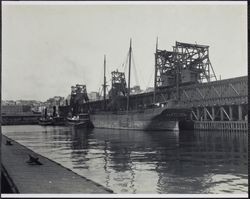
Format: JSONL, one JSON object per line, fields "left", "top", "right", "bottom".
{"left": 1, "top": 135, "right": 113, "bottom": 194}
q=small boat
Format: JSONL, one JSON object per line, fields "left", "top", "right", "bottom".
{"left": 39, "top": 117, "right": 53, "bottom": 125}
{"left": 52, "top": 116, "right": 66, "bottom": 126}
{"left": 39, "top": 107, "right": 53, "bottom": 125}
{"left": 67, "top": 113, "right": 93, "bottom": 128}
{"left": 39, "top": 116, "right": 66, "bottom": 126}
{"left": 39, "top": 107, "right": 66, "bottom": 126}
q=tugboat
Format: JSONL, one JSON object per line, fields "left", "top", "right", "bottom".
{"left": 51, "top": 106, "right": 66, "bottom": 125}
{"left": 66, "top": 84, "right": 94, "bottom": 128}
{"left": 39, "top": 106, "right": 66, "bottom": 126}
{"left": 67, "top": 113, "right": 93, "bottom": 128}
{"left": 39, "top": 108, "right": 53, "bottom": 125}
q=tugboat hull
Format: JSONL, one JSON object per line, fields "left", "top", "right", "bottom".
{"left": 39, "top": 119, "right": 53, "bottom": 126}
{"left": 67, "top": 114, "right": 93, "bottom": 129}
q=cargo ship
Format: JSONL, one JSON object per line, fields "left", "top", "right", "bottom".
{"left": 90, "top": 103, "right": 191, "bottom": 131}
{"left": 85, "top": 39, "right": 193, "bottom": 131}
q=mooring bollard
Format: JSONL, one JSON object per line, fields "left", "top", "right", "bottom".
{"left": 26, "top": 154, "right": 43, "bottom": 165}
{"left": 5, "top": 140, "right": 13, "bottom": 146}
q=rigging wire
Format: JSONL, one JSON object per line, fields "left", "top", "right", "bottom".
{"left": 146, "top": 67, "right": 155, "bottom": 89}
{"left": 123, "top": 51, "right": 129, "bottom": 74}
{"left": 119, "top": 51, "right": 129, "bottom": 73}
{"left": 131, "top": 52, "right": 140, "bottom": 87}
{"left": 96, "top": 60, "right": 105, "bottom": 95}
{"left": 98, "top": 87, "right": 103, "bottom": 98}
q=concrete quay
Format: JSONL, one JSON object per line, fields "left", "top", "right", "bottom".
{"left": 1, "top": 135, "right": 113, "bottom": 194}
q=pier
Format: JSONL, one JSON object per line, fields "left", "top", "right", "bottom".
{"left": 1, "top": 105, "right": 41, "bottom": 125}
{"left": 1, "top": 135, "right": 113, "bottom": 193}
{"left": 194, "top": 121, "right": 248, "bottom": 131}
{"left": 1, "top": 114, "right": 41, "bottom": 125}
{"left": 79, "top": 76, "right": 248, "bottom": 131}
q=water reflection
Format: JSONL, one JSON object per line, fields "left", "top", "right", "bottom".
{"left": 70, "top": 128, "right": 92, "bottom": 169}
{"left": 2, "top": 125, "right": 248, "bottom": 194}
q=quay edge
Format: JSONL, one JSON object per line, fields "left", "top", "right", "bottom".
{"left": 1, "top": 135, "right": 114, "bottom": 194}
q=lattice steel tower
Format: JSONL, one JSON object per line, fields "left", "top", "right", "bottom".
{"left": 70, "top": 84, "right": 89, "bottom": 115}
{"left": 109, "top": 70, "right": 127, "bottom": 98}
{"left": 155, "top": 41, "right": 217, "bottom": 88}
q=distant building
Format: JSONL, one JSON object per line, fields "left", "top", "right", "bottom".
{"left": 46, "top": 96, "right": 64, "bottom": 107}
{"left": 130, "top": 85, "right": 142, "bottom": 95}
{"left": 1, "top": 105, "right": 33, "bottom": 115}
{"left": 2, "top": 100, "right": 16, "bottom": 106}
{"left": 88, "top": 92, "right": 101, "bottom": 101}
{"left": 145, "top": 87, "right": 154, "bottom": 93}
{"left": 62, "top": 95, "right": 71, "bottom": 106}
{"left": 43, "top": 96, "right": 65, "bottom": 115}
{"left": 3, "top": 100, "right": 44, "bottom": 107}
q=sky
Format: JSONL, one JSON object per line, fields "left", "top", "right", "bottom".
{"left": 2, "top": 1, "right": 247, "bottom": 101}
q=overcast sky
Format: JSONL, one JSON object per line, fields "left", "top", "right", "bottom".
{"left": 2, "top": 2, "right": 247, "bottom": 101}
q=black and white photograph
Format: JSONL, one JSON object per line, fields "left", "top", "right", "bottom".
{"left": 0, "top": 1, "right": 248, "bottom": 198}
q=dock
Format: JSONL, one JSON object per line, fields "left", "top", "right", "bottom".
{"left": 1, "top": 135, "right": 113, "bottom": 194}
{"left": 1, "top": 114, "right": 41, "bottom": 125}
{"left": 79, "top": 75, "right": 248, "bottom": 132}
{"left": 194, "top": 121, "right": 248, "bottom": 131}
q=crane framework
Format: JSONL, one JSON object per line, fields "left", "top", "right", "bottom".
{"left": 109, "top": 70, "right": 127, "bottom": 98}
{"left": 155, "top": 41, "right": 217, "bottom": 88}
{"left": 70, "top": 84, "right": 89, "bottom": 115}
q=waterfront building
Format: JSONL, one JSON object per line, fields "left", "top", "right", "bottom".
{"left": 1, "top": 105, "right": 33, "bottom": 116}
{"left": 130, "top": 85, "right": 142, "bottom": 95}
{"left": 88, "top": 92, "right": 101, "bottom": 101}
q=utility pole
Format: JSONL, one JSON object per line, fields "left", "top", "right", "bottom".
{"left": 153, "top": 37, "right": 158, "bottom": 104}
{"left": 127, "top": 38, "right": 132, "bottom": 112}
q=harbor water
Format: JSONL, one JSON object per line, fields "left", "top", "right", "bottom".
{"left": 1, "top": 125, "right": 248, "bottom": 194}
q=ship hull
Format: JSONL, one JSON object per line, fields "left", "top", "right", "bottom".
{"left": 67, "top": 121, "right": 89, "bottom": 128}
{"left": 90, "top": 107, "right": 192, "bottom": 131}
{"left": 39, "top": 120, "right": 53, "bottom": 126}
{"left": 66, "top": 115, "right": 94, "bottom": 129}
{"left": 39, "top": 118, "right": 53, "bottom": 126}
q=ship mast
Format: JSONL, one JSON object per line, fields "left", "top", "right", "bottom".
{"left": 127, "top": 38, "right": 132, "bottom": 112}
{"left": 153, "top": 37, "right": 158, "bottom": 104}
{"left": 176, "top": 46, "right": 180, "bottom": 101}
{"left": 103, "top": 55, "right": 107, "bottom": 110}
